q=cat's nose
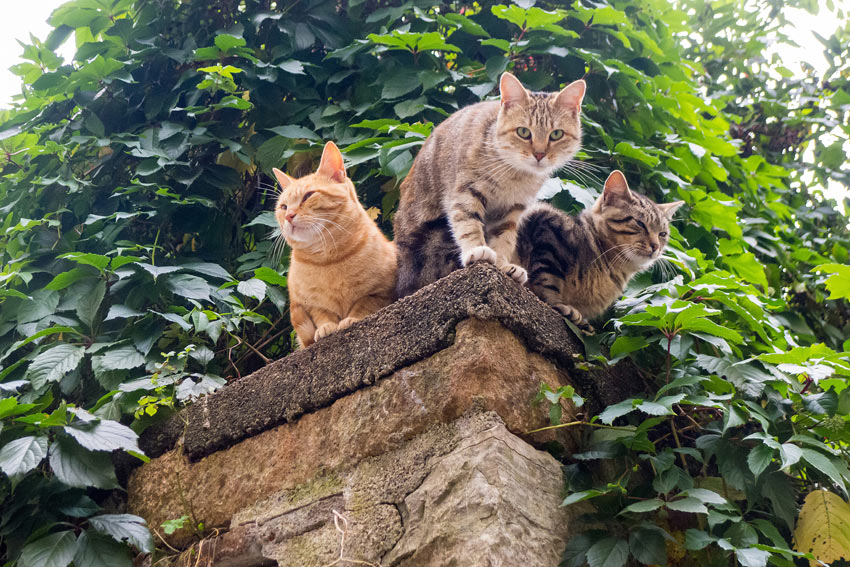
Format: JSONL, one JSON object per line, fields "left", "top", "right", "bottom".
{"left": 649, "top": 242, "right": 658, "bottom": 253}
{"left": 285, "top": 212, "right": 297, "bottom": 223}
{"left": 533, "top": 151, "right": 546, "bottom": 162}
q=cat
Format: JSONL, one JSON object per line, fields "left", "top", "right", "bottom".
{"left": 516, "top": 170, "right": 684, "bottom": 332}
{"left": 273, "top": 141, "right": 397, "bottom": 347}
{"left": 392, "top": 71, "right": 586, "bottom": 298}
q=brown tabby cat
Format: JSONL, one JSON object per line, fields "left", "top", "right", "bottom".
{"left": 516, "top": 170, "right": 684, "bottom": 332}
{"left": 273, "top": 141, "right": 397, "bottom": 347}
{"left": 393, "top": 72, "right": 586, "bottom": 298}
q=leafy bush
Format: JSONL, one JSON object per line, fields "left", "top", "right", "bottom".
{"left": 0, "top": 0, "right": 848, "bottom": 565}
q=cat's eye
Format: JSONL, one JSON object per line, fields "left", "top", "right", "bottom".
{"left": 280, "top": 203, "right": 287, "bottom": 210}
{"left": 549, "top": 129, "right": 565, "bottom": 141}
{"left": 659, "top": 231, "right": 668, "bottom": 237}
{"left": 516, "top": 127, "right": 532, "bottom": 140}
{"left": 301, "top": 191, "right": 316, "bottom": 203}
{"left": 636, "top": 220, "right": 647, "bottom": 230}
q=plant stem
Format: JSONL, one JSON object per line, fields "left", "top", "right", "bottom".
{"left": 525, "top": 420, "right": 635, "bottom": 435}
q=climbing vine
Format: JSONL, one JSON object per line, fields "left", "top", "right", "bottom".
{"left": 0, "top": 0, "right": 848, "bottom": 565}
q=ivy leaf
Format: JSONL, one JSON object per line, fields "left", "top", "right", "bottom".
{"left": 49, "top": 437, "right": 119, "bottom": 489}
{"left": 18, "top": 530, "right": 77, "bottom": 567}
{"left": 237, "top": 278, "right": 266, "bottom": 300}
{"left": 793, "top": 490, "right": 850, "bottom": 565}
{"left": 76, "top": 279, "right": 106, "bottom": 329}
{"left": 622, "top": 499, "right": 665, "bottom": 514}
{"left": 629, "top": 527, "right": 667, "bottom": 565}
{"left": 812, "top": 264, "right": 850, "bottom": 299}
{"left": 666, "top": 497, "right": 709, "bottom": 514}
{"left": 735, "top": 548, "right": 771, "bottom": 567}
{"left": 63, "top": 420, "right": 141, "bottom": 454}
{"left": 586, "top": 537, "right": 629, "bottom": 567}
{"left": 73, "top": 530, "right": 132, "bottom": 567}
{"left": 800, "top": 449, "right": 849, "bottom": 497}
{"left": 747, "top": 444, "right": 774, "bottom": 478}
{"left": 165, "top": 273, "right": 212, "bottom": 301}
{"left": 598, "top": 399, "right": 639, "bottom": 424}
{"left": 27, "top": 344, "right": 85, "bottom": 390}
{"left": 88, "top": 514, "right": 153, "bottom": 553}
{"left": 0, "top": 435, "right": 48, "bottom": 476}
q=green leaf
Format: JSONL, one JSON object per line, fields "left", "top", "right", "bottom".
{"left": 813, "top": 264, "right": 850, "bottom": 299}
{"left": 237, "top": 278, "right": 266, "bottom": 300}
{"left": 629, "top": 527, "right": 667, "bottom": 566}
{"left": 267, "top": 125, "right": 320, "bottom": 140}
{"left": 614, "top": 141, "right": 660, "bottom": 167}
{"left": 27, "top": 344, "right": 85, "bottom": 390}
{"left": 562, "top": 488, "right": 607, "bottom": 506}
{"left": 2, "top": 325, "right": 81, "bottom": 361}
{"left": 598, "top": 399, "right": 639, "bottom": 424}
{"left": 586, "top": 536, "right": 629, "bottom": 567}
{"left": 49, "top": 437, "right": 119, "bottom": 489}
{"left": 747, "top": 443, "right": 774, "bottom": 478}
{"left": 181, "top": 262, "right": 234, "bottom": 281}
{"left": 64, "top": 420, "right": 141, "bottom": 454}
{"left": 165, "top": 273, "right": 212, "bottom": 301}
{"left": 214, "top": 34, "right": 247, "bottom": 53}
{"left": 723, "top": 253, "right": 768, "bottom": 290}
{"left": 73, "top": 531, "right": 132, "bottom": 567}
{"left": 88, "top": 514, "right": 153, "bottom": 554}
{"left": 666, "top": 497, "right": 708, "bottom": 514}
{"left": 46, "top": 268, "right": 96, "bottom": 291}
{"left": 76, "top": 279, "right": 106, "bottom": 329}
{"left": 253, "top": 266, "right": 287, "bottom": 286}
{"left": 19, "top": 530, "right": 77, "bottom": 567}
{"left": 622, "top": 498, "right": 665, "bottom": 513}
{"left": 735, "top": 548, "right": 771, "bottom": 567}
{"left": 684, "top": 529, "right": 714, "bottom": 550}
{"left": 610, "top": 336, "right": 648, "bottom": 357}
{"left": 0, "top": 435, "right": 48, "bottom": 476}
{"left": 800, "top": 449, "right": 849, "bottom": 497}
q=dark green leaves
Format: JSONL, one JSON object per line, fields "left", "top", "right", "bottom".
{"left": 49, "top": 437, "right": 119, "bottom": 489}
{"left": 18, "top": 531, "right": 77, "bottom": 567}
{"left": 88, "top": 514, "right": 153, "bottom": 554}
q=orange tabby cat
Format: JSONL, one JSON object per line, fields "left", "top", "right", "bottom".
{"left": 273, "top": 141, "right": 397, "bottom": 347}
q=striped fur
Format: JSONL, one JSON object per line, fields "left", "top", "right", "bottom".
{"left": 274, "top": 142, "right": 397, "bottom": 347}
{"left": 516, "top": 171, "right": 684, "bottom": 332}
{"left": 393, "top": 72, "right": 586, "bottom": 297}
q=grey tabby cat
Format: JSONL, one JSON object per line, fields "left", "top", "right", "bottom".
{"left": 516, "top": 170, "right": 684, "bottom": 332}
{"left": 393, "top": 72, "right": 586, "bottom": 298}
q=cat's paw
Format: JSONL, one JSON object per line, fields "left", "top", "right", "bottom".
{"left": 338, "top": 316, "right": 360, "bottom": 330}
{"left": 501, "top": 263, "right": 528, "bottom": 285}
{"left": 553, "top": 303, "right": 595, "bottom": 334}
{"left": 461, "top": 245, "right": 498, "bottom": 266}
{"left": 314, "top": 322, "right": 339, "bottom": 342}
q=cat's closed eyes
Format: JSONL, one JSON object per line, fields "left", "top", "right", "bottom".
{"left": 273, "top": 141, "right": 397, "bottom": 347}
{"left": 516, "top": 170, "right": 684, "bottom": 332}
{"left": 393, "top": 72, "right": 587, "bottom": 298}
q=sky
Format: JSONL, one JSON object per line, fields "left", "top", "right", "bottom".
{"left": 0, "top": 1, "right": 846, "bottom": 199}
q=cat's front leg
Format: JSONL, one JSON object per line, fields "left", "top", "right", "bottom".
{"left": 308, "top": 306, "right": 341, "bottom": 342}
{"left": 338, "top": 294, "right": 392, "bottom": 330}
{"left": 448, "top": 184, "right": 497, "bottom": 267}
{"left": 290, "top": 301, "right": 318, "bottom": 347}
{"left": 552, "top": 303, "right": 595, "bottom": 334}
{"left": 487, "top": 202, "right": 528, "bottom": 284}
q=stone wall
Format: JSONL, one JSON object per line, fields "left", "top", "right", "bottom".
{"left": 126, "top": 264, "right": 633, "bottom": 566}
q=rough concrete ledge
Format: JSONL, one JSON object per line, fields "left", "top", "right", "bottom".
{"left": 141, "top": 263, "right": 629, "bottom": 462}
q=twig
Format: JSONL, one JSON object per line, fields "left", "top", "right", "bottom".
{"left": 524, "top": 420, "right": 635, "bottom": 435}
{"left": 320, "top": 510, "right": 382, "bottom": 567}
{"left": 152, "top": 527, "right": 181, "bottom": 554}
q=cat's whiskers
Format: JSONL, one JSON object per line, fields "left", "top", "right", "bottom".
{"left": 589, "top": 243, "right": 633, "bottom": 269}
{"left": 308, "top": 215, "right": 352, "bottom": 235}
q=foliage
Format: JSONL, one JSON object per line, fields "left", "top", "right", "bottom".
{"left": 0, "top": 0, "right": 849, "bottom": 565}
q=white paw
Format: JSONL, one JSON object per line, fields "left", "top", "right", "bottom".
{"left": 501, "top": 263, "right": 528, "bottom": 285}
{"left": 338, "top": 316, "right": 360, "bottom": 330}
{"left": 461, "top": 245, "right": 498, "bottom": 267}
{"left": 314, "top": 322, "right": 339, "bottom": 342}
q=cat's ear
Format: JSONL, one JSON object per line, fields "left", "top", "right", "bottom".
{"left": 317, "top": 141, "right": 347, "bottom": 183}
{"left": 272, "top": 168, "right": 294, "bottom": 189}
{"left": 500, "top": 72, "right": 529, "bottom": 108}
{"left": 555, "top": 79, "right": 586, "bottom": 112}
{"left": 658, "top": 200, "right": 685, "bottom": 220}
{"left": 602, "top": 170, "right": 633, "bottom": 204}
